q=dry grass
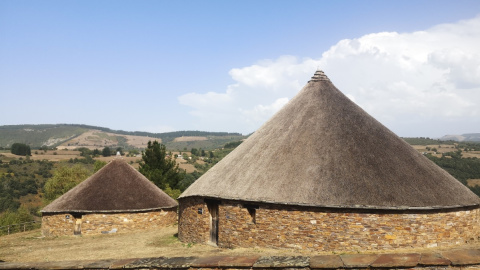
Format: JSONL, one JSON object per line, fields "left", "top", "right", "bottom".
{"left": 176, "top": 158, "right": 196, "bottom": 173}
{"left": 173, "top": 136, "right": 208, "bottom": 142}
{"left": 58, "top": 130, "right": 156, "bottom": 150}
{"left": 1, "top": 226, "right": 479, "bottom": 263}
{"left": 0, "top": 227, "right": 297, "bottom": 263}
{"left": 467, "top": 179, "right": 480, "bottom": 187}
{"left": 2, "top": 151, "right": 80, "bottom": 162}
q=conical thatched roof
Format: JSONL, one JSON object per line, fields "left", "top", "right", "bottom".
{"left": 42, "top": 159, "right": 178, "bottom": 213}
{"left": 180, "top": 70, "right": 480, "bottom": 210}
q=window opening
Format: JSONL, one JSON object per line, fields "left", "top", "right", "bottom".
{"left": 244, "top": 204, "right": 259, "bottom": 224}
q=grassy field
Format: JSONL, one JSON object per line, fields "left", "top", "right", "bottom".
{"left": 1, "top": 226, "right": 479, "bottom": 263}
{"left": 411, "top": 144, "right": 480, "bottom": 158}
{"left": 0, "top": 226, "right": 300, "bottom": 262}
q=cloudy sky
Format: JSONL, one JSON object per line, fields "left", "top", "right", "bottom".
{"left": 1, "top": 1, "right": 479, "bottom": 138}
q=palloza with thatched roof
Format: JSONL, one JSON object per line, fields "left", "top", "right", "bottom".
{"left": 178, "top": 70, "right": 480, "bottom": 252}
{"left": 42, "top": 159, "right": 178, "bottom": 236}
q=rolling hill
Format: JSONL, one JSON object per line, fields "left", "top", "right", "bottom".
{"left": 440, "top": 133, "right": 480, "bottom": 142}
{"left": 0, "top": 124, "right": 245, "bottom": 151}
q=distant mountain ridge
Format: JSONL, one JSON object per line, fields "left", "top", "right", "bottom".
{"left": 440, "top": 133, "right": 480, "bottom": 142}
{"left": 0, "top": 124, "right": 244, "bottom": 150}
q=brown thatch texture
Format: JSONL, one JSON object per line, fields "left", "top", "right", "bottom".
{"left": 180, "top": 71, "right": 480, "bottom": 209}
{"left": 42, "top": 159, "right": 178, "bottom": 213}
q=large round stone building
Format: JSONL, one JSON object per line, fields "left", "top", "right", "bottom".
{"left": 42, "top": 159, "right": 178, "bottom": 236}
{"left": 178, "top": 70, "right": 480, "bottom": 252}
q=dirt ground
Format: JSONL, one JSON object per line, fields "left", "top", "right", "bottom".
{"left": 1, "top": 226, "right": 479, "bottom": 263}
{"left": 0, "top": 226, "right": 296, "bottom": 263}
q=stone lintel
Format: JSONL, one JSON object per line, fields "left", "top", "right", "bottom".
{"left": 340, "top": 254, "right": 379, "bottom": 268}
{"left": 370, "top": 253, "right": 421, "bottom": 268}
{"left": 217, "top": 256, "right": 261, "bottom": 267}
{"left": 124, "top": 257, "right": 167, "bottom": 268}
{"left": 192, "top": 256, "right": 234, "bottom": 268}
{"left": 253, "top": 256, "right": 310, "bottom": 268}
{"left": 441, "top": 249, "right": 480, "bottom": 265}
{"left": 310, "top": 255, "right": 344, "bottom": 269}
{"left": 109, "top": 258, "right": 140, "bottom": 269}
{"left": 419, "top": 253, "right": 452, "bottom": 266}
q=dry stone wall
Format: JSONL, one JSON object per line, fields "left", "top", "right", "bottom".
{"left": 42, "top": 213, "right": 78, "bottom": 236}
{"left": 178, "top": 197, "right": 480, "bottom": 252}
{"left": 178, "top": 197, "right": 211, "bottom": 243}
{"left": 42, "top": 208, "right": 177, "bottom": 236}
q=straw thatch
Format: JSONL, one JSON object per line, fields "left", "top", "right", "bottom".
{"left": 180, "top": 70, "right": 480, "bottom": 210}
{"left": 42, "top": 159, "right": 178, "bottom": 213}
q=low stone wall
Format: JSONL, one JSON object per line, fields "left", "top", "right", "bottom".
{"left": 2, "top": 250, "right": 480, "bottom": 269}
{"left": 42, "top": 208, "right": 177, "bottom": 236}
{"left": 178, "top": 197, "right": 480, "bottom": 252}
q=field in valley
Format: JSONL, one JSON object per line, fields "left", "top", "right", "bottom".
{"left": 0, "top": 148, "right": 199, "bottom": 172}
{"left": 411, "top": 144, "right": 480, "bottom": 156}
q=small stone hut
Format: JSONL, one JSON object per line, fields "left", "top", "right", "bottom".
{"left": 42, "top": 159, "right": 178, "bottom": 236}
{"left": 178, "top": 70, "right": 480, "bottom": 252}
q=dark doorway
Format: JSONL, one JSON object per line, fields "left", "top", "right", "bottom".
{"left": 206, "top": 200, "right": 219, "bottom": 245}
{"left": 72, "top": 213, "right": 83, "bottom": 235}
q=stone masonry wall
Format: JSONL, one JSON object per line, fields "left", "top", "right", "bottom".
{"left": 42, "top": 208, "right": 177, "bottom": 237}
{"left": 178, "top": 197, "right": 480, "bottom": 252}
{"left": 178, "top": 197, "right": 211, "bottom": 243}
{"left": 42, "top": 213, "right": 78, "bottom": 237}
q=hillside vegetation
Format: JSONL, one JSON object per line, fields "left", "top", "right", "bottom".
{"left": 0, "top": 124, "right": 245, "bottom": 151}
{"left": 1, "top": 127, "right": 480, "bottom": 237}
{"left": 440, "top": 133, "right": 480, "bottom": 142}
{"left": 0, "top": 137, "right": 243, "bottom": 235}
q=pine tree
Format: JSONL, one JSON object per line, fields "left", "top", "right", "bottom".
{"left": 139, "top": 141, "right": 185, "bottom": 193}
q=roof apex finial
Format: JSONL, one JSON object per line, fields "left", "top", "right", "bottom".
{"left": 309, "top": 69, "right": 330, "bottom": 82}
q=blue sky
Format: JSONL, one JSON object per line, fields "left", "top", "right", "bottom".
{"left": 1, "top": 1, "right": 480, "bottom": 138}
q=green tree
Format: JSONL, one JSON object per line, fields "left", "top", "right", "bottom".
{"left": 128, "top": 149, "right": 140, "bottom": 156}
{"left": 77, "top": 147, "right": 91, "bottom": 156}
{"left": 11, "top": 143, "right": 31, "bottom": 156}
{"left": 102, "top": 147, "right": 111, "bottom": 157}
{"left": 139, "top": 141, "right": 185, "bottom": 192}
{"left": 43, "top": 164, "right": 91, "bottom": 203}
{"left": 0, "top": 194, "right": 20, "bottom": 212}
{"left": 93, "top": 160, "right": 107, "bottom": 173}
{"left": 0, "top": 206, "right": 34, "bottom": 235}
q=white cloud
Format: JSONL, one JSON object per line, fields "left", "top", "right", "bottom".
{"left": 178, "top": 56, "right": 318, "bottom": 133}
{"left": 321, "top": 15, "right": 480, "bottom": 136}
{"left": 240, "top": 98, "right": 290, "bottom": 126}
{"left": 179, "top": 15, "right": 480, "bottom": 137}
